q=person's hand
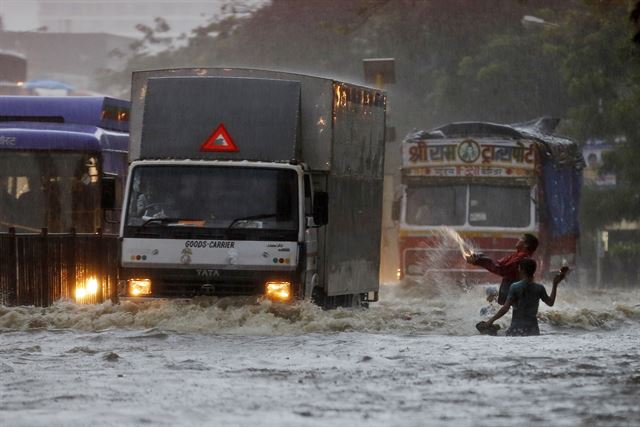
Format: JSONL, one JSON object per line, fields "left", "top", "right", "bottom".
{"left": 553, "top": 266, "right": 569, "bottom": 285}
{"left": 558, "top": 266, "right": 569, "bottom": 278}
{"left": 465, "top": 253, "right": 478, "bottom": 264}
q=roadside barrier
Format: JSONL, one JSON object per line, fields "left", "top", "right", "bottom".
{"left": 0, "top": 228, "right": 118, "bottom": 306}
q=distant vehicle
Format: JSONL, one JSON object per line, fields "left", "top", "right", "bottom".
{"left": 0, "top": 96, "right": 129, "bottom": 234}
{"left": 23, "top": 80, "right": 75, "bottom": 96}
{"left": 396, "top": 119, "right": 583, "bottom": 284}
{"left": 0, "top": 51, "right": 27, "bottom": 83}
{"left": 118, "top": 68, "right": 386, "bottom": 307}
{"left": 0, "top": 51, "right": 30, "bottom": 95}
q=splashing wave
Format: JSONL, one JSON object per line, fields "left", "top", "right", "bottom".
{"left": 1, "top": 283, "right": 637, "bottom": 335}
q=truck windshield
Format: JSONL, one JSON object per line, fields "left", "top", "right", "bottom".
{"left": 406, "top": 185, "right": 466, "bottom": 226}
{"left": 0, "top": 152, "right": 100, "bottom": 233}
{"left": 468, "top": 185, "right": 531, "bottom": 227}
{"left": 125, "top": 165, "right": 299, "bottom": 233}
{"left": 405, "top": 184, "right": 532, "bottom": 228}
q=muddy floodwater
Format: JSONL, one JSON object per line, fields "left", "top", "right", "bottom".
{"left": 1, "top": 283, "right": 639, "bottom": 427}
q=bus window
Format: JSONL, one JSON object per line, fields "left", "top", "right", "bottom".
{"left": 0, "top": 176, "right": 18, "bottom": 231}
{"left": 0, "top": 152, "right": 101, "bottom": 233}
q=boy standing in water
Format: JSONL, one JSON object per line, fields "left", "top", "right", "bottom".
{"left": 483, "top": 259, "right": 568, "bottom": 336}
{"left": 466, "top": 233, "right": 539, "bottom": 304}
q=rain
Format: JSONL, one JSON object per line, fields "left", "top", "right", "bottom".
{"left": 1, "top": 1, "right": 640, "bottom": 426}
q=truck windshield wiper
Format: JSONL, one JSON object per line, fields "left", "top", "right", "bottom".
{"left": 141, "top": 217, "right": 184, "bottom": 227}
{"left": 227, "top": 213, "right": 277, "bottom": 230}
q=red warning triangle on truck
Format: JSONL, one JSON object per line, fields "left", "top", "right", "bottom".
{"left": 200, "top": 123, "right": 238, "bottom": 152}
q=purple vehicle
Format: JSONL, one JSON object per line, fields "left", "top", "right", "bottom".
{"left": 0, "top": 96, "right": 129, "bottom": 234}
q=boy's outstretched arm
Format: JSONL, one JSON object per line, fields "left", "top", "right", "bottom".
{"left": 542, "top": 267, "right": 569, "bottom": 307}
{"left": 485, "top": 299, "right": 512, "bottom": 326}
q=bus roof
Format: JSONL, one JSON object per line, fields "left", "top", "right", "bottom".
{"left": 0, "top": 96, "right": 130, "bottom": 133}
{"left": 0, "top": 122, "right": 128, "bottom": 153}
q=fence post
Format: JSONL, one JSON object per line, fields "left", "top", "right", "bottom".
{"left": 69, "top": 228, "right": 76, "bottom": 302}
{"left": 40, "top": 228, "right": 49, "bottom": 307}
{"left": 112, "top": 235, "right": 119, "bottom": 303}
{"left": 8, "top": 227, "right": 17, "bottom": 306}
{"left": 96, "top": 227, "right": 104, "bottom": 303}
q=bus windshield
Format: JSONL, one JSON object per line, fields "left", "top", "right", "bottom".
{"left": 405, "top": 184, "right": 532, "bottom": 228}
{"left": 125, "top": 166, "right": 299, "bottom": 234}
{"left": 0, "top": 152, "right": 101, "bottom": 233}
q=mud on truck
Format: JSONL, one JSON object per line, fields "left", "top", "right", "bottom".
{"left": 118, "top": 68, "right": 386, "bottom": 307}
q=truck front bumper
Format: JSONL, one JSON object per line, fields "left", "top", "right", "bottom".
{"left": 119, "top": 268, "right": 299, "bottom": 299}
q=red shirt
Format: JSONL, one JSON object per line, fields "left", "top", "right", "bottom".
{"left": 476, "top": 250, "right": 532, "bottom": 281}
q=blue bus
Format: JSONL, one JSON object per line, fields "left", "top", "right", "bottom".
{"left": 0, "top": 96, "right": 129, "bottom": 234}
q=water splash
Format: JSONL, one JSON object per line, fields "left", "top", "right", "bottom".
{"left": 1, "top": 284, "right": 637, "bottom": 335}
{"left": 404, "top": 227, "right": 478, "bottom": 285}
{"left": 439, "top": 227, "right": 477, "bottom": 259}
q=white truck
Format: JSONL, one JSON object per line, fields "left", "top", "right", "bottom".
{"left": 118, "top": 68, "right": 386, "bottom": 307}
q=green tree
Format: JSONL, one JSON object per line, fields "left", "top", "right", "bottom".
{"left": 549, "top": 1, "right": 640, "bottom": 229}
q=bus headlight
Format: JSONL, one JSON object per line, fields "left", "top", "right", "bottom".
{"left": 75, "top": 277, "right": 100, "bottom": 302}
{"left": 128, "top": 279, "right": 152, "bottom": 297}
{"left": 86, "top": 277, "right": 99, "bottom": 294}
{"left": 265, "top": 281, "right": 291, "bottom": 302}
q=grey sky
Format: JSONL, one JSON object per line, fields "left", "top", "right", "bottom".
{"left": 0, "top": 1, "right": 39, "bottom": 30}
{"left": 0, "top": 0, "right": 266, "bottom": 33}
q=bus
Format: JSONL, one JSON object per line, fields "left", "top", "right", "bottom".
{"left": 0, "top": 96, "right": 129, "bottom": 234}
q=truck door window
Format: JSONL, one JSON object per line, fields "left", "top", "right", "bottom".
{"left": 468, "top": 185, "right": 531, "bottom": 227}
{"left": 405, "top": 185, "right": 466, "bottom": 226}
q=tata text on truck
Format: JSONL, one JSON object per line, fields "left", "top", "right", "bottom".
{"left": 397, "top": 119, "right": 583, "bottom": 284}
{"left": 119, "top": 68, "right": 386, "bottom": 307}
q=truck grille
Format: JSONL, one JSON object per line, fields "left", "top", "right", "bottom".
{"left": 153, "top": 279, "right": 261, "bottom": 297}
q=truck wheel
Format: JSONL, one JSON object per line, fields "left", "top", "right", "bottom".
{"left": 357, "top": 293, "right": 369, "bottom": 309}
{"left": 311, "top": 286, "right": 326, "bottom": 308}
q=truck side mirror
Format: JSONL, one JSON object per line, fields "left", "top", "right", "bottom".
{"left": 391, "top": 199, "right": 401, "bottom": 221}
{"left": 313, "top": 191, "right": 329, "bottom": 226}
{"left": 101, "top": 175, "right": 117, "bottom": 210}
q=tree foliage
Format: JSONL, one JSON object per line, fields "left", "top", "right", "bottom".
{"left": 551, "top": 1, "right": 640, "bottom": 228}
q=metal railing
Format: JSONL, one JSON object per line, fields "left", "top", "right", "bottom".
{"left": 0, "top": 228, "right": 118, "bottom": 307}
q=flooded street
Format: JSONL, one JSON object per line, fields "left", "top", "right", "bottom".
{"left": 1, "top": 284, "right": 639, "bottom": 426}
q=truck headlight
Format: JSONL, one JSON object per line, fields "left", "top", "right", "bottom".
{"left": 128, "top": 279, "right": 152, "bottom": 296}
{"left": 265, "top": 281, "right": 291, "bottom": 302}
